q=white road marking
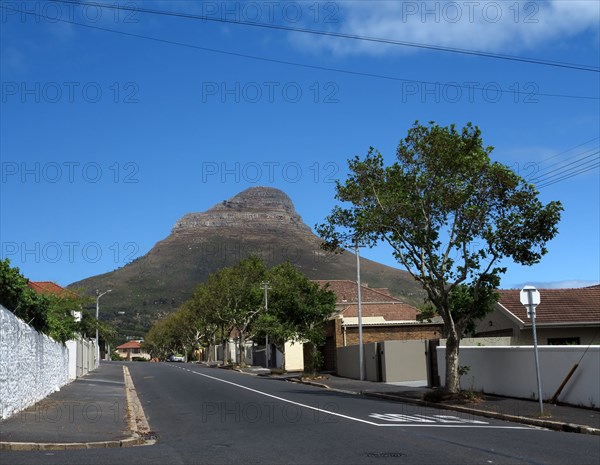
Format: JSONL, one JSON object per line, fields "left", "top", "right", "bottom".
{"left": 170, "top": 366, "right": 535, "bottom": 430}
{"left": 369, "top": 413, "right": 489, "bottom": 424}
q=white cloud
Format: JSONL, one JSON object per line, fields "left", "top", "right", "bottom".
{"left": 291, "top": 1, "right": 600, "bottom": 57}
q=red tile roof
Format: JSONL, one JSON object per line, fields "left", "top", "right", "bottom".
{"left": 28, "top": 281, "right": 76, "bottom": 297}
{"left": 498, "top": 286, "right": 600, "bottom": 325}
{"left": 339, "top": 302, "right": 421, "bottom": 321}
{"left": 116, "top": 341, "right": 142, "bottom": 350}
{"left": 315, "top": 280, "right": 423, "bottom": 321}
{"left": 314, "top": 280, "right": 405, "bottom": 303}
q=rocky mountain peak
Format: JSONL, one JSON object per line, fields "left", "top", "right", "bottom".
{"left": 209, "top": 186, "right": 296, "bottom": 214}
{"left": 172, "top": 186, "right": 312, "bottom": 235}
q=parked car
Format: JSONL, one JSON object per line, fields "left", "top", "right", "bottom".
{"left": 168, "top": 354, "right": 185, "bottom": 362}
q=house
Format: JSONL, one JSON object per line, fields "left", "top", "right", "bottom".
{"left": 315, "top": 280, "right": 444, "bottom": 372}
{"left": 115, "top": 340, "right": 151, "bottom": 361}
{"left": 206, "top": 280, "right": 442, "bottom": 373}
{"left": 28, "top": 281, "right": 95, "bottom": 378}
{"left": 29, "top": 281, "right": 76, "bottom": 296}
{"left": 474, "top": 285, "right": 600, "bottom": 345}
{"left": 28, "top": 281, "right": 81, "bottom": 320}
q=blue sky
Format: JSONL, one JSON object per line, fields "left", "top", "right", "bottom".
{"left": 1, "top": 0, "right": 598, "bottom": 290}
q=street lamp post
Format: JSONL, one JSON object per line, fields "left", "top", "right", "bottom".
{"left": 95, "top": 289, "right": 112, "bottom": 366}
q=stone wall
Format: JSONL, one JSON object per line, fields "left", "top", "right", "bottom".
{"left": 0, "top": 305, "right": 70, "bottom": 419}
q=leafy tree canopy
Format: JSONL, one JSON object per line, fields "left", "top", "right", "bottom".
{"left": 317, "top": 122, "right": 563, "bottom": 392}
{"left": 0, "top": 258, "right": 105, "bottom": 343}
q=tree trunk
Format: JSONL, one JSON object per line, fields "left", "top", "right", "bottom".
{"left": 311, "top": 343, "right": 318, "bottom": 377}
{"left": 238, "top": 330, "right": 246, "bottom": 367}
{"left": 279, "top": 345, "right": 286, "bottom": 373}
{"left": 207, "top": 344, "right": 213, "bottom": 362}
{"left": 222, "top": 340, "right": 228, "bottom": 365}
{"left": 445, "top": 330, "right": 461, "bottom": 393}
{"left": 182, "top": 345, "right": 188, "bottom": 363}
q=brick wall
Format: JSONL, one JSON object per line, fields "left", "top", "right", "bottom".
{"left": 342, "top": 324, "right": 443, "bottom": 346}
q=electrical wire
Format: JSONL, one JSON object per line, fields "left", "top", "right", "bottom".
{"left": 535, "top": 152, "right": 599, "bottom": 185}
{"left": 2, "top": 4, "right": 598, "bottom": 101}
{"left": 50, "top": 0, "right": 600, "bottom": 73}
{"left": 537, "top": 159, "right": 600, "bottom": 188}
{"left": 533, "top": 137, "right": 600, "bottom": 166}
{"left": 530, "top": 148, "right": 600, "bottom": 183}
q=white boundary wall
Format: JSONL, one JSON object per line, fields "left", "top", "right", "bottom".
{"left": 437, "top": 345, "right": 600, "bottom": 408}
{"left": 65, "top": 338, "right": 96, "bottom": 380}
{"left": 0, "top": 305, "right": 70, "bottom": 419}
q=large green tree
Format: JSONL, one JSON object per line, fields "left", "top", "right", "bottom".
{"left": 183, "top": 285, "right": 222, "bottom": 363}
{"left": 317, "top": 122, "right": 563, "bottom": 393}
{"left": 0, "top": 258, "right": 98, "bottom": 343}
{"left": 145, "top": 258, "right": 336, "bottom": 371}
{"left": 0, "top": 258, "right": 50, "bottom": 333}
{"left": 187, "top": 256, "right": 266, "bottom": 366}
{"left": 253, "top": 262, "right": 336, "bottom": 373}
{"left": 143, "top": 314, "right": 179, "bottom": 360}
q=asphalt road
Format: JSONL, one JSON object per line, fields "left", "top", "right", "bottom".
{"left": 4, "top": 363, "right": 600, "bottom": 465}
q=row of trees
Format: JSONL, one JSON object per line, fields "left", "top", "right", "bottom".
{"left": 0, "top": 258, "right": 116, "bottom": 344}
{"left": 143, "top": 257, "right": 336, "bottom": 371}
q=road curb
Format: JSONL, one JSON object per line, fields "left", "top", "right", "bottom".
{"left": 285, "top": 377, "right": 359, "bottom": 395}
{"left": 123, "top": 365, "right": 155, "bottom": 446}
{"left": 281, "top": 377, "right": 599, "bottom": 436}
{"left": 0, "top": 366, "right": 155, "bottom": 452}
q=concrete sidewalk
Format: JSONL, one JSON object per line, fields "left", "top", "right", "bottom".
{"left": 0, "top": 362, "right": 151, "bottom": 450}
{"left": 283, "top": 374, "right": 600, "bottom": 435}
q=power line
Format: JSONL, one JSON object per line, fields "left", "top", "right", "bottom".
{"left": 535, "top": 154, "right": 599, "bottom": 185}
{"left": 534, "top": 151, "right": 600, "bottom": 185}
{"left": 530, "top": 147, "right": 600, "bottom": 182}
{"left": 50, "top": 0, "right": 600, "bottom": 73}
{"left": 535, "top": 151, "right": 600, "bottom": 188}
{"left": 535, "top": 137, "right": 600, "bottom": 166}
{"left": 537, "top": 162, "right": 599, "bottom": 188}
{"left": 3, "top": 4, "right": 598, "bottom": 101}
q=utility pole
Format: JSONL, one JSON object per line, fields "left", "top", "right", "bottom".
{"left": 95, "top": 289, "right": 111, "bottom": 367}
{"left": 355, "top": 241, "right": 364, "bottom": 381}
{"left": 261, "top": 282, "right": 271, "bottom": 368}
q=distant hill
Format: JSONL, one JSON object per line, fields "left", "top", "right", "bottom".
{"left": 69, "top": 187, "right": 425, "bottom": 338}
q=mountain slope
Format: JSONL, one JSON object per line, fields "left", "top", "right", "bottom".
{"left": 70, "top": 187, "right": 424, "bottom": 337}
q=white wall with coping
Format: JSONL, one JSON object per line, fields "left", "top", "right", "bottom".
{"left": 66, "top": 339, "right": 77, "bottom": 380}
{"left": 65, "top": 338, "right": 96, "bottom": 380}
{"left": 437, "top": 345, "right": 600, "bottom": 408}
{"left": 0, "top": 305, "right": 70, "bottom": 419}
{"left": 439, "top": 337, "right": 515, "bottom": 346}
